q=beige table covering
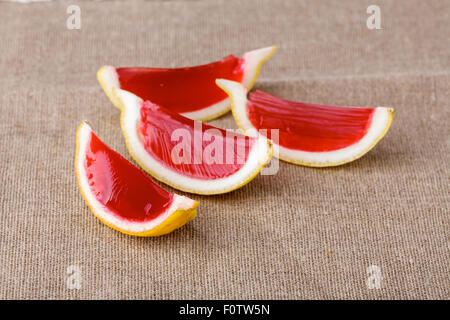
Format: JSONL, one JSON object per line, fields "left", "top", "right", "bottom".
{"left": 0, "top": 0, "right": 448, "bottom": 299}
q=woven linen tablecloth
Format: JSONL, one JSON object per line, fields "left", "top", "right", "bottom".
{"left": 0, "top": 0, "right": 448, "bottom": 299}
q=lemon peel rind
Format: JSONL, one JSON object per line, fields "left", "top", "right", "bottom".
{"left": 115, "top": 89, "right": 273, "bottom": 195}
{"left": 216, "top": 79, "right": 394, "bottom": 168}
{"left": 75, "top": 122, "right": 198, "bottom": 236}
{"left": 241, "top": 45, "right": 277, "bottom": 90}
{"left": 97, "top": 66, "right": 122, "bottom": 109}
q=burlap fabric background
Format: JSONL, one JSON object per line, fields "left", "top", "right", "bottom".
{"left": 0, "top": 0, "right": 448, "bottom": 299}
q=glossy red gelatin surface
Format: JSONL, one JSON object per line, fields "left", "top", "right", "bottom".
{"left": 247, "top": 90, "right": 375, "bottom": 152}
{"left": 84, "top": 132, "right": 173, "bottom": 222}
{"left": 117, "top": 55, "right": 245, "bottom": 113}
{"left": 139, "top": 101, "right": 255, "bottom": 180}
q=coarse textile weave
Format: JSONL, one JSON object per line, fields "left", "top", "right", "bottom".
{"left": 0, "top": 0, "right": 448, "bottom": 299}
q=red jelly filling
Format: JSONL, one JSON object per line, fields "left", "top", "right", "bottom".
{"left": 84, "top": 132, "right": 173, "bottom": 222}
{"left": 247, "top": 90, "right": 375, "bottom": 152}
{"left": 117, "top": 55, "right": 245, "bottom": 113}
{"left": 139, "top": 101, "right": 255, "bottom": 180}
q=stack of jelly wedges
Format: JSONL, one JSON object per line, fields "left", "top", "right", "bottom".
{"left": 76, "top": 46, "right": 393, "bottom": 236}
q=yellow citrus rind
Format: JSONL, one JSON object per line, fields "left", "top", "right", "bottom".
{"left": 97, "top": 66, "right": 123, "bottom": 109}
{"left": 243, "top": 45, "right": 277, "bottom": 90}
